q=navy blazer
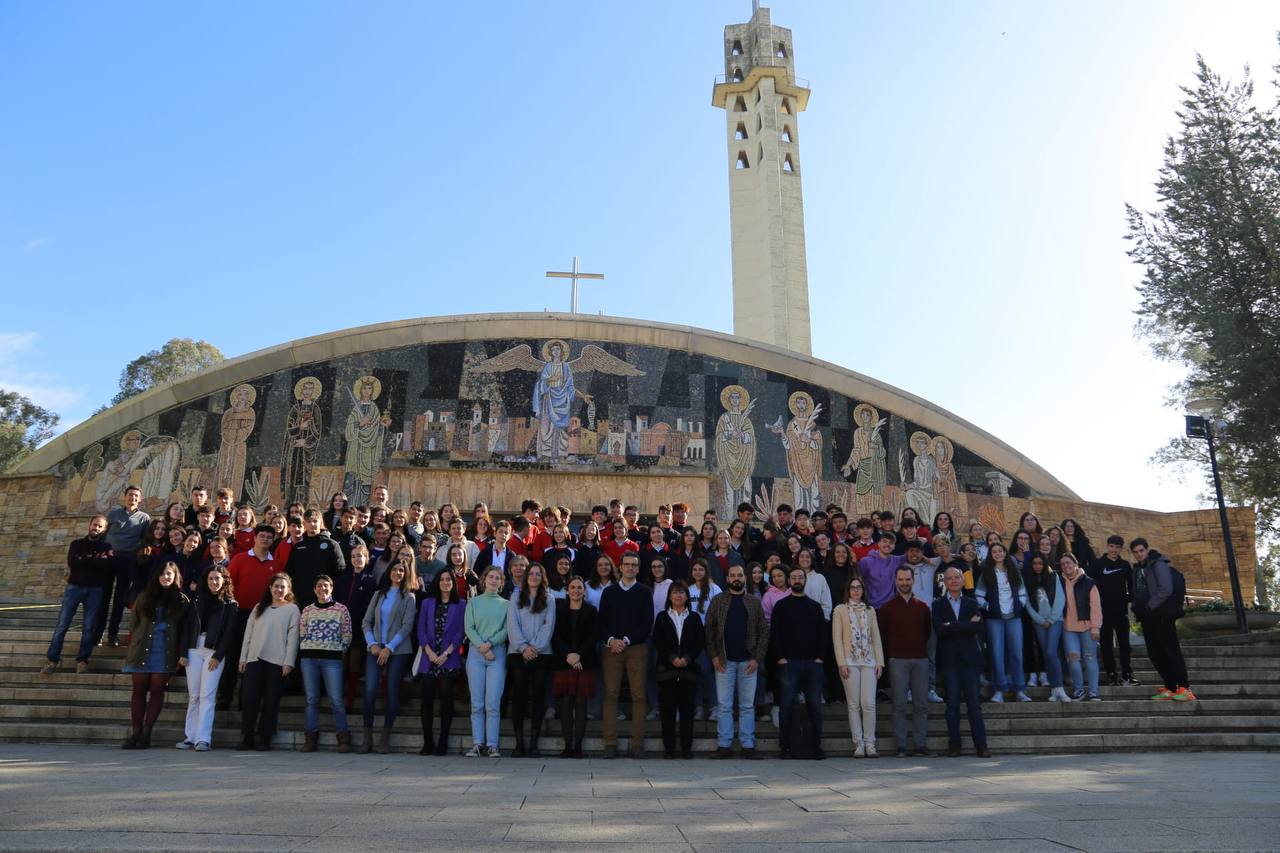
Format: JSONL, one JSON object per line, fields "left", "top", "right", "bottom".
{"left": 931, "top": 594, "right": 985, "bottom": 669}
{"left": 414, "top": 597, "right": 465, "bottom": 674}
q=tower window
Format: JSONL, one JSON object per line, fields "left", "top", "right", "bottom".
{"left": 781, "top": 98, "right": 792, "bottom": 115}
{"left": 732, "top": 67, "right": 743, "bottom": 82}
{"left": 783, "top": 154, "right": 796, "bottom": 173}
{"left": 732, "top": 96, "right": 747, "bottom": 112}
{"left": 734, "top": 122, "right": 748, "bottom": 140}
{"left": 755, "top": 115, "right": 763, "bottom": 131}
{"left": 731, "top": 40, "right": 743, "bottom": 56}
{"left": 781, "top": 126, "right": 793, "bottom": 143}
{"left": 755, "top": 90, "right": 761, "bottom": 104}
{"left": 735, "top": 151, "right": 750, "bottom": 170}
{"left": 776, "top": 42, "right": 787, "bottom": 59}
{"left": 757, "top": 142, "right": 764, "bottom": 163}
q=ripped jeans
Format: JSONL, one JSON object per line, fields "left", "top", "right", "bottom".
{"left": 1062, "top": 629, "right": 1099, "bottom": 695}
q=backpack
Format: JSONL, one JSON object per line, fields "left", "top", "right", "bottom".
{"left": 1159, "top": 562, "right": 1187, "bottom": 619}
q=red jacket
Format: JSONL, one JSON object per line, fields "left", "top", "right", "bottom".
{"left": 231, "top": 527, "right": 256, "bottom": 558}
{"left": 602, "top": 537, "right": 639, "bottom": 566}
{"left": 228, "top": 550, "right": 276, "bottom": 611}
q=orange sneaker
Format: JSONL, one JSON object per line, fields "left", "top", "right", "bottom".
{"left": 1151, "top": 688, "right": 1173, "bottom": 700}
{"left": 1170, "top": 687, "right": 1197, "bottom": 702}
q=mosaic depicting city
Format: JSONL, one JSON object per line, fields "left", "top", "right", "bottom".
{"left": 52, "top": 338, "right": 1031, "bottom": 520}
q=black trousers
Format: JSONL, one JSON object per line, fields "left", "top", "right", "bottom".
{"left": 95, "top": 552, "right": 134, "bottom": 643}
{"left": 240, "top": 660, "right": 286, "bottom": 742}
{"left": 419, "top": 671, "right": 457, "bottom": 746}
{"left": 658, "top": 675, "right": 696, "bottom": 755}
{"left": 507, "top": 654, "right": 550, "bottom": 733}
{"left": 218, "top": 609, "right": 251, "bottom": 706}
{"left": 1140, "top": 614, "right": 1189, "bottom": 691}
{"left": 1100, "top": 609, "right": 1133, "bottom": 677}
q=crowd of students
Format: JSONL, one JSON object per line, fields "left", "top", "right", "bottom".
{"left": 40, "top": 483, "right": 1195, "bottom": 758}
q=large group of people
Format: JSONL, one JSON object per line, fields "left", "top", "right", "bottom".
{"left": 40, "top": 483, "right": 1196, "bottom": 758}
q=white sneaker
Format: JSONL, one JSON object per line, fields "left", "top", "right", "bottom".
{"left": 485, "top": 745, "right": 502, "bottom": 758}
{"left": 864, "top": 742, "right": 878, "bottom": 758}
{"left": 771, "top": 707, "right": 780, "bottom": 728}
{"left": 175, "top": 740, "right": 194, "bottom": 750}
{"left": 990, "top": 692, "right": 1004, "bottom": 703}
{"left": 927, "top": 690, "right": 944, "bottom": 704}
{"left": 1048, "top": 687, "right": 1062, "bottom": 702}
{"left": 617, "top": 712, "right": 628, "bottom": 721}
{"left": 1026, "top": 673, "right": 1039, "bottom": 687}
{"left": 194, "top": 741, "right": 211, "bottom": 751}
{"left": 645, "top": 709, "right": 658, "bottom": 721}
{"left": 853, "top": 743, "right": 866, "bottom": 758}
{"left": 1015, "top": 691, "right": 1033, "bottom": 702}
{"left": 465, "top": 744, "right": 483, "bottom": 757}
{"left": 979, "top": 675, "right": 990, "bottom": 688}
{"left": 1039, "top": 672, "right": 1049, "bottom": 687}
{"left": 693, "top": 707, "right": 704, "bottom": 721}
{"left": 544, "top": 706, "right": 556, "bottom": 720}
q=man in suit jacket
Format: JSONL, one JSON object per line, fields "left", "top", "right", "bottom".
{"left": 931, "top": 567, "right": 990, "bottom": 757}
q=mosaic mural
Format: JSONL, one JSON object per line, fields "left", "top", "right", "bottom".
{"left": 51, "top": 338, "right": 1032, "bottom": 518}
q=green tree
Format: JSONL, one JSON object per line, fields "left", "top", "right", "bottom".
{"left": 109, "top": 338, "right": 225, "bottom": 407}
{"left": 0, "top": 389, "right": 59, "bottom": 471}
{"left": 1126, "top": 52, "right": 1280, "bottom": 604}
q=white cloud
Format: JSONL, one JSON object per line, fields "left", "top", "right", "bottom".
{"left": 22, "top": 237, "right": 51, "bottom": 254}
{"left": 0, "top": 331, "right": 84, "bottom": 414}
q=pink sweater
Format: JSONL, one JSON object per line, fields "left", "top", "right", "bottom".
{"left": 1062, "top": 573, "right": 1103, "bottom": 632}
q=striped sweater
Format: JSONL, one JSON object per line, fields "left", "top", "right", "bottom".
{"left": 299, "top": 600, "right": 353, "bottom": 659}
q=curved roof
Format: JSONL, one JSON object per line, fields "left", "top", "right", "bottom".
{"left": 16, "top": 313, "right": 1079, "bottom": 499}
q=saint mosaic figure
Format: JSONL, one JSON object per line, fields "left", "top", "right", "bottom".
{"left": 932, "top": 435, "right": 961, "bottom": 518}
{"left": 841, "top": 403, "right": 887, "bottom": 516}
{"left": 904, "top": 430, "right": 938, "bottom": 522}
{"left": 282, "top": 376, "right": 324, "bottom": 506}
{"left": 714, "top": 384, "right": 756, "bottom": 517}
{"left": 770, "top": 391, "right": 822, "bottom": 512}
{"left": 93, "top": 429, "right": 181, "bottom": 512}
{"left": 344, "top": 375, "right": 390, "bottom": 506}
{"left": 470, "top": 340, "right": 643, "bottom": 461}
{"left": 214, "top": 384, "right": 257, "bottom": 499}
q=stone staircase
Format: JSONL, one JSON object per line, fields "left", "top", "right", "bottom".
{"left": 2, "top": 603, "right": 1278, "bottom": 755}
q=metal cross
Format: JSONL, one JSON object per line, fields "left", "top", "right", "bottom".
{"left": 545, "top": 256, "right": 604, "bottom": 313}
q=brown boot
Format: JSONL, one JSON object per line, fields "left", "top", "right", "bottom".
{"left": 302, "top": 731, "right": 319, "bottom": 753}
{"left": 376, "top": 728, "right": 391, "bottom": 755}
{"left": 336, "top": 731, "right": 351, "bottom": 754}
{"left": 358, "top": 727, "right": 374, "bottom": 754}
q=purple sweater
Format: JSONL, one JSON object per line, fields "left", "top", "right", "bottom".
{"left": 858, "top": 552, "right": 907, "bottom": 608}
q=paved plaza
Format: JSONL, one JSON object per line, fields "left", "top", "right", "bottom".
{"left": 0, "top": 745, "right": 1276, "bottom": 852}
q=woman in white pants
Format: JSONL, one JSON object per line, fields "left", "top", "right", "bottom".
{"left": 832, "top": 577, "right": 884, "bottom": 757}
{"left": 176, "top": 567, "right": 237, "bottom": 751}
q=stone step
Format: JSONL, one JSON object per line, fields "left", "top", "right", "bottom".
{"left": 1, "top": 720, "right": 1277, "bottom": 755}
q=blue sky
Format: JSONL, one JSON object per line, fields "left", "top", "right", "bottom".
{"left": 2, "top": 1, "right": 1276, "bottom": 511}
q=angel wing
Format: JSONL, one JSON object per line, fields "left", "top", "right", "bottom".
{"left": 566, "top": 344, "right": 645, "bottom": 377}
{"left": 470, "top": 344, "right": 545, "bottom": 374}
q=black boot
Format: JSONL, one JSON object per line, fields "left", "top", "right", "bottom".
{"left": 513, "top": 721, "right": 527, "bottom": 758}
{"left": 528, "top": 723, "right": 542, "bottom": 758}
{"left": 559, "top": 697, "right": 575, "bottom": 758}
{"left": 573, "top": 698, "right": 589, "bottom": 758}
{"left": 122, "top": 728, "right": 141, "bottom": 750}
{"left": 138, "top": 725, "right": 153, "bottom": 749}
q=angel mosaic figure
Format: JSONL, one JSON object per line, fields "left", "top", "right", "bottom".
{"left": 470, "top": 340, "right": 643, "bottom": 461}
{"left": 94, "top": 429, "right": 181, "bottom": 512}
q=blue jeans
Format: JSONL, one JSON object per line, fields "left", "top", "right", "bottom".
{"left": 715, "top": 660, "right": 758, "bottom": 748}
{"left": 986, "top": 617, "right": 1025, "bottom": 693}
{"left": 1063, "top": 629, "right": 1099, "bottom": 694}
{"left": 777, "top": 659, "right": 823, "bottom": 751}
{"left": 1032, "top": 621, "right": 1065, "bottom": 688}
{"left": 47, "top": 584, "right": 103, "bottom": 664}
{"left": 466, "top": 644, "right": 507, "bottom": 747}
{"left": 363, "top": 652, "right": 411, "bottom": 729}
{"left": 301, "top": 657, "right": 349, "bottom": 733}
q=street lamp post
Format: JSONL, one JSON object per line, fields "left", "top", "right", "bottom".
{"left": 1185, "top": 398, "right": 1249, "bottom": 635}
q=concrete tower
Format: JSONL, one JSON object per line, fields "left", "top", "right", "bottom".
{"left": 713, "top": 4, "right": 812, "bottom": 355}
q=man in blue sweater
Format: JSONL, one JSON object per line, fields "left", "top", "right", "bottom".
{"left": 597, "top": 552, "right": 653, "bottom": 758}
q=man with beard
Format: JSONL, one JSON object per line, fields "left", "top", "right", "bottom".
{"left": 769, "top": 566, "right": 826, "bottom": 760}
{"left": 41, "top": 515, "right": 114, "bottom": 675}
{"left": 704, "top": 563, "right": 769, "bottom": 758}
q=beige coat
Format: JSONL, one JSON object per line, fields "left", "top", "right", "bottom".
{"left": 832, "top": 603, "right": 885, "bottom": 668}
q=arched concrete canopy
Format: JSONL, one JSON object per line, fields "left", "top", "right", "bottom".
{"left": 16, "top": 313, "right": 1079, "bottom": 499}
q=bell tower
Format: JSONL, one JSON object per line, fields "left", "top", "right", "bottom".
{"left": 712, "top": 4, "right": 812, "bottom": 355}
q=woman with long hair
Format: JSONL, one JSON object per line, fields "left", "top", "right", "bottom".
{"left": 571, "top": 520, "right": 602, "bottom": 578}
{"left": 1011, "top": 530, "right": 1034, "bottom": 568}
{"left": 687, "top": 558, "right": 720, "bottom": 721}
{"left": 359, "top": 558, "right": 419, "bottom": 754}
{"left": 1023, "top": 554, "right": 1069, "bottom": 701}
{"left": 415, "top": 569, "right": 465, "bottom": 755}
{"left": 697, "top": 520, "right": 718, "bottom": 556}
{"left": 707, "top": 528, "right": 744, "bottom": 587}
{"left": 540, "top": 523, "right": 576, "bottom": 576}
{"left": 1018, "top": 511, "right": 1043, "bottom": 538}
{"left": 1059, "top": 553, "right": 1103, "bottom": 702}
{"left": 967, "top": 522, "right": 988, "bottom": 561}
{"left": 833, "top": 576, "right": 884, "bottom": 757}
{"left": 507, "top": 563, "right": 556, "bottom": 756}
{"left": 444, "top": 542, "right": 476, "bottom": 599}
{"left": 931, "top": 512, "right": 957, "bottom": 546}
{"left": 546, "top": 554, "right": 574, "bottom": 601}
{"left": 668, "top": 527, "right": 700, "bottom": 582}
{"left": 130, "top": 518, "right": 168, "bottom": 606}
{"left": 1060, "top": 518, "right": 1095, "bottom": 566}
{"left": 584, "top": 554, "right": 615, "bottom": 609}
{"left": 975, "top": 544, "right": 1031, "bottom": 703}
{"left": 464, "top": 566, "right": 509, "bottom": 757}
{"left": 122, "top": 561, "right": 190, "bottom": 749}
{"left": 323, "top": 492, "right": 348, "bottom": 534}
{"left": 237, "top": 573, "right": 300, "bottom": 751}
{"left": 177, "top": 565, "right": 235, "bottom": 751}
{"left": 653, "top": 580, "right": 704, "bottom": 758}
{"left": 727, "top": 518, "right": 753, "bottom": 563}
{"left": 551, "top": 575, "right": 597, "bottom": 758}
{"left": 164, "top": 501, "right": 186, "bottom": 528}
{"left": 823, "top": 542, "right": 860, "bottom": 605}
{"left": 957, "top": 542, "right": 980, "bottom": 593}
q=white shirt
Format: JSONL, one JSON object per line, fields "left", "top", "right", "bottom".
{"left": 667, "top": 607, "right": 690, "bottom": 644}
{"left": 996, "top": 570, "right": 1014, "bottom": 614}
{"left": 651, "top": 579, "right": 672, "bottom": 624}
